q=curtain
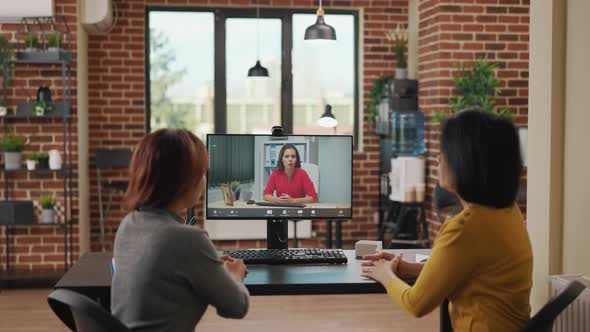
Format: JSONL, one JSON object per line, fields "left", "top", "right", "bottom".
{"left": 208, "top": 136, "right": 255, "bottom": 186}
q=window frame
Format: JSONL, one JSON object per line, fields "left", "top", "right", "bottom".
{"left": 145, "top": 6, "right": 360, "bottom": 147}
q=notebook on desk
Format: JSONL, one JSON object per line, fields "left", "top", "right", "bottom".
{"left": 255, "top": 201, "right": 306, "bottom": 208}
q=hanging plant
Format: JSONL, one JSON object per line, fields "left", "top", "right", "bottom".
{"left": 367, "top": 75, "right": 393, "bottom": 125}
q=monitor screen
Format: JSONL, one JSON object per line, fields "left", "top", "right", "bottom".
{"left": 206, "top": 134, "right": 353, "bottom": 220}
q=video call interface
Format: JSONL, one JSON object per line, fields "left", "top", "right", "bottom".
{"left": 206, "top": 134, "right": 353, "bottom": 219}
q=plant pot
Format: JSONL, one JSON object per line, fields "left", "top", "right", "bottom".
{"left": 4, "top": 152, "right": 22, "bottom": 170}
{"left": 395, "top": 68, "right": 407, "bottom": 79}
{"left": 47, "top": 47, "right": 61, "bottom": 53}
{"left": 233, "top": 187, "right": 241, "bottom": 201}
{"left": 41, "top": 209, "right": 55, "bottom": 224}
{"left": 34, "top": 105, "right": 46, "bottom": 116}
{"left": 0, "top": 106, "right": 7, "bottom": 116}
{"left": 38, "top": 157, "right": 49, "bottom": 169}
{"left": 25, "top": 47, "right": 38, "bottom": 53}
{"left": 26, "top": 160, "right": 37, "bottom": 171}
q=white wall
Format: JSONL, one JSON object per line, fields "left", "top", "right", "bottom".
{"left": 528, "top": 0, "right": 590, "bottom": 312}
{"left": 562, "top": 0, "right": 590, "bottom": 276}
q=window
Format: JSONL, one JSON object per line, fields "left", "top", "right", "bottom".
{"left": 226, "top": 18, "right": 282, "bottom": 134}
{"left": 147, "top": 8, "right": 358, "bottom": 145}
{"left": 148, "top": 11, "right": 214, "bottom": 142}
{"left": 292, "top": 14, "right": 356, "bottom": 136}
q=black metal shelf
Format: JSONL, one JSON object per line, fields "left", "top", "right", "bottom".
{"left": 0, "top": 101, "right": 71, "bottom": 119}
{"left": 15, "top": 50, "right": 72, "bottom": 64}
{"left": 1, "top": 167, "right": 69, "bottom": 173}
{"left": 6, "top": 222, "right": 66, "bottom": 227}
{"left": 2, "top": 30, "right": 74, "bottom": 278}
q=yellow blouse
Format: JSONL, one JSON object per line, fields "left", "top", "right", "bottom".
{"left": 386, "top": 204, "right": 533, "bottom": 332}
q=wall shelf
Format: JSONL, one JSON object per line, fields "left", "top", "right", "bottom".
{"left": 0, "top": 167, "right": 68, "bottom": 173}
{"left": 15, "top": 50, "right": 72, "bottom": 64}
{"left": 1, "top": 36, "right": 73, "bottom": 278}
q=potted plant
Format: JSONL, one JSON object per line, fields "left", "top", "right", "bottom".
{"left": 25, "top": 152, "right": 39, "bottom": 170}
{"left": 0, "top": 133, "right": 25, "bottom": 170}
{"left": 39, "top": 194, "right": 56, "bottom": 224}
{"left": 386, "top": 25, "right": 408, "bottom": 79}
{"left": 46, "top": 32, "right": 64, "bottom": 52}
{"left": 0, "top": 36, "right": 14, "bottom": 113}
{"left": 37, "top": 152, "right": 49, "bottom": 169}
{"left": 33, "top": 100, "right": 52, "bottom": 116}
{"left": 23, "top": 34, "right": 40, "bottom": 52}
{"left": 433, "top": 58, "right": 512, "bottom": 123}
{"left": 230, "top": 181, "right": 241, "bottom": 201}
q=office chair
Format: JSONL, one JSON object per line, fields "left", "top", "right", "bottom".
{"left": 96, "top": 149, "right": 132, "bottom": 250}
{"left": 439, "top": 280, "right": 586, "bottom": 332}
{"left": 520, "top": 280, "right": 586, "bottom": 332}
{"left": 48, "top": 288, "right": 130, "bottom": 332}
{"left": 433, "top": 183, "right": 461, "bottom": 224}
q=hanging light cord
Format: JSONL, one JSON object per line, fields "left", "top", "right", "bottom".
{"left": 256, "top": 6, "right": 260, "bottom": 60}
{"left": 317, "top": 0, "right": 325, "bottom": 16}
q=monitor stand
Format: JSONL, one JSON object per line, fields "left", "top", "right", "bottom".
{"left": 267, "top": 219, "right": 288, "bottom": 249}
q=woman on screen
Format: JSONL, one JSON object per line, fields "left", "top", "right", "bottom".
{"left": 112, "top": 129, "right": 249, "bottom": 332}
{"left": 263, "top": 144, "right": 318, "bottom": 204}
{"left": 361, "top": 108, "right": 532, "bottom": 331}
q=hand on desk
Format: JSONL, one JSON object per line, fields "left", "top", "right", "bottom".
{"left": 362, "top": 251, "right": 423, "bottom": 279}
{"left": 221, "top": 255, "right": 248, "bottom": 282}
{"left": 361, "top": 254, "right": 402, "bottom": 285}
{"left": 277, "top": 194, "right": 294, "bottom": 204}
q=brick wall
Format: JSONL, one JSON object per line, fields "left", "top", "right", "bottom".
{"left": 0, "top": 1, "right": 79, "bottom": 272}
{"left": 417, "top": 0, "right": 530, "bottom": 241}
{"left": 0, "top": 0, "right": 530, "bottom": 272}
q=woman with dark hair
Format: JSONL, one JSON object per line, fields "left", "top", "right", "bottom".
{"left": 362, "top": 108, "right": 532, "bottom": 331}
{"left": 263, "top": 144, "right": 318, "bottom": 204}
{"left": 112, "top": 129, "right": 249, "bottom": 332}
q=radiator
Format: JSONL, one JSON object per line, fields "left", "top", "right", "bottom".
{"left": 548, "top": 275, "right": 590, "bottom": 332}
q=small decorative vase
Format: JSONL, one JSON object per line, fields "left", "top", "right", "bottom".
{"left": 241, "top": 191, "right": 253, "bottom": 202}
{"left": 41, "top": 209, "right": 55, "bottom": 224}
{"left": 4, "top": 152, "right": 22, "bottom": 170}
{"left": 37, "top": 86, "right": 52, "bottom": 102}
{"left": 395, "top": 68, "right": 407, "bottom": 79}
{"left": 26, "top": 160, "right": 37, "bottom": 171}
{"left": 49, "top": 149, "right": 62, "bottom": 170}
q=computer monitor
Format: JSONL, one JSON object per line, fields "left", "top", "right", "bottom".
{"left": 206, "top": 134, "right": 353, "bottom": 249}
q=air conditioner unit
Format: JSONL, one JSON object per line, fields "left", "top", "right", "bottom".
{"left": 82, "top": 0, "right": 115, "bottom": 34}
{"left": 0, "top": 0, "right": 55, "bottom": 23}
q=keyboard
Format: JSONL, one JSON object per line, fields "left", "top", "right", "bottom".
{"left": 222, "top": 248, "right": 348, "bottom": 265}
{"left": 255, "top": 201, "right": 306, "bottom": 208}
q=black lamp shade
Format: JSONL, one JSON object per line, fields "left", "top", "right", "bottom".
{"left": 304, "top": 15, "right": 337, "bottom": 41}
{"left": 247, "top": 60, "right": 269, "bottom": 77}
{"left": 318, "top": 104, "right": 338, "bottom": 128}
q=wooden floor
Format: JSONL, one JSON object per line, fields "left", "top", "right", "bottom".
{"left": 0, "top": 289, "right": 438, "bottom": 332}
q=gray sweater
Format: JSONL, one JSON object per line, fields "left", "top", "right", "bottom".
{"left": 111, "top": 209, "right": 249, "bottom": 332}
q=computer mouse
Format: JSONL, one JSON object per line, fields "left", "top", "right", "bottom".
{"left": 247, "top": 200, "right": 255, "bottom": 204}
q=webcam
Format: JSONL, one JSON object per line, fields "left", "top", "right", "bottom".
{"left": 271, "top": 126, "right": 284, "bottom": 136}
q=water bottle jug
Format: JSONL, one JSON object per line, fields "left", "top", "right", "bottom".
{"left": 391, "top": 111, "right": 424, "bottom": 156}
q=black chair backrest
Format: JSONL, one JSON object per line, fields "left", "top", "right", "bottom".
{"left": 48, "top": 289, "right": 130, "bottom": 332}
{"left": 433, "top": 183, "right": 461, "bottom": 223}
{"left": 520, "top": 280, "right": 586, "bottom": 332}
{"left": 96, "top": 149, "right": 132, "bottom": 169}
